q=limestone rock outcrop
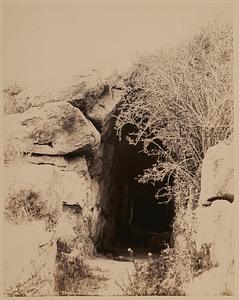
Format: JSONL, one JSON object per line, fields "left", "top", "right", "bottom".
{"left": 27, "top": 155, "right": 100, "bottom": 253}
{"left": 4, "top": 101, "right": 101, "bottom": 155}
{"left": 7, "top": 71, "right": 125, "bottom": 121}
{"left": 187, "top": 139, "right": 234, "bottom": 296}
{"left": 199, "top": 139, "right": 233, "bottom": 207}
{"left": 3, "top": 67, "right": 235, "bottom": 296}
{"left": 87, "top": 88, "right": 123, "bottom": 130}
{"left": 3, "top": 71, "right": 125, "bottom": 296}
{"left": 3, "top": 164, "right": 63, "bottom": 296}
{"left": 27, "top": 156, "right": 92, "bottom": 207}
{"left": 8, "top": 72, "right": 109, "bottom": 114}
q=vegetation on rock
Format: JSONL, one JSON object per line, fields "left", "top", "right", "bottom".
{"left": 115, "top": 20, "right": 233, "bottom": 295}
{"left": 3, "top": 82, "right": 27, "bottom": 114}
{"left": 4, "top": 170, "right": 62, "bottom": 230}
{"left": 54, "top": 240, "right": 107, "bottom": 296}
{"left": 2, "top": 18, "right": 233, "bottom": 297}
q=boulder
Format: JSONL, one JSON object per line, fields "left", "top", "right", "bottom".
{"left": 87, "top": 88, "right": 123, "bottom": 130}
{"left": 199, "top": 140, "right": 233, "bottom": 206}
{"left": 7, "top": 72, "right": 109, "bottom": 114}
{"left": 187, "top": 138, "right": 235, "bottom": 296}
{"left": 5, "top": 71, "right": 125, "bottom": 137}
{"left": 189, "top": 201, "right": 234, "bottom": 295}
{"left": 27, "top": 155, "right": 101, "bottom": 253}
{"left": 4, "top": 101, "right": 100, "bottom": 155}
{"left": 3, "top": 164, "right": 63, "bottom": 225}
{"left": 27, "top": 156, "right": 90, "bottom": 205}
{"left": 3, "top": 164, "right": 63, "bottom": 296}
{"left": 5, "top": 70, "right": 126, "bottom": 115}
{"left": 27, "top": 155, "right": 100, "bottom": 209}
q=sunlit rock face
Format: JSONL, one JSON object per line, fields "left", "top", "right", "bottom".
{"left": 3, "top": 101, "right": 101, "bottom": 155}
{"left": 199, "top": 139, "right": 233, "bottom": 207}
{"left": 3, "top": 71, "right": 125, "bottom": 296}
{"left": 4, "top": 68, "right": 234, "bottom": 296}
{"left": 3, "top": 165, "right": 62, "bottom": 296}
{"left": 187, "top": 139, "right": 234, "bottom": 296}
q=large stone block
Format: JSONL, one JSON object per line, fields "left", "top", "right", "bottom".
{"left": 199, "top": 140, "right": 233, "bottom": 206}
{"left": 4, "top": 221, "right": 57, "bottom": 296}
{"left": 27, "top": 155, "right": 99, "bottom": 209}
{"left": 27, "top": 155, "right": 100, "bottom": 254}
{"left": 4, "top": 101, "right": 100, "bottom": 155}
{"left": 189, "top": 202, "right": 234, "bottom": 296}
{"left": 87, "top": 88, "right": 123, "bottom": 129}
{"left": 188, "top": 139, "right": 235, "bottom": 296}
{"left": 193, "top": 202, "right": 234, "bottom": 268}
{"left": 3, "top": 164, "right": 63, "bottom": 296}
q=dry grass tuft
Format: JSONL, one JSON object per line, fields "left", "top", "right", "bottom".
{"left": 3, "top": 82, "right": 30, "bottom": 114}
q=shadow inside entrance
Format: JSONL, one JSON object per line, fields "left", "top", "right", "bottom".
{"left": 98, "top": 129, "right": 175, "bottom": 258}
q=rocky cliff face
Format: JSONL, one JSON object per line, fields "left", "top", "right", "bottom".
{"left": 187, "top": 139, "right": 234, "bottom": 296}
{"left": 3, "top": 71, "right": 125, "bottom": 296}
{"left": 3, "top": 165, "right": 62, "bottom": 296}
{"left": 3, "top": 71, "right": 234, "bottom": 296}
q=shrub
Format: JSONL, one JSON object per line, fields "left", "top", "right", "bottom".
{"left": 5, "top": 266, "right": 48, "bottom": 296}
{"left": 116, "top": 21, "right": 232, "bottom": 197}
{"left": 3, "top": 139, "right": 26, "bottom": 165}
{"left": 4, "top": 188, "right": 42, "bottom": 224}
{"left": 4, "top": 170, "right": 62, "bottom": 230}
{"left": 121, "top": 241, "right": 214, "bottom": 296}
{"left": 3, "top": 82, "right": 30, "bottom": 114}
{"left": 115, "top": 20, "right": 232, "bottom": 294}
{"left": 54, "top": 250, "right": 92, "bottom": 296}
{"left": 54, "top": 240, "right": 107, "bottom": 296}
{"left": 119, "top": 248, "right": 177, "bottom": 296}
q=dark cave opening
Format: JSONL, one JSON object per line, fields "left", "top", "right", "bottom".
{"left": 98, "top": 122, "right": 175, "bottom": 255}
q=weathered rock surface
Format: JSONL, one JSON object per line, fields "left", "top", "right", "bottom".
{"left": 187, "top": 265, "right": 234, "bottom": 296}
{"left": 27, "top": 155, "right": 89, "bottom": 174}
{"left": 199, "top": 139, "right": 233, "bottom": 206}
{"left": 4, "top": 221, "right": 57, "bottom": 296}
{"left": 27, "top": 155, "right": 101, "bottom": 253}
{"left": 7, "top": 71, "right": 125, "bottom": 118}
{"left": 87, "top": 88, "right": 123, "bottom": 130}
{"left": 27, "top": 154, "right": 102, "bottom": 210}
{"left": 193, "top": 202, "right": 234, "bottom": 269}
{"left": 27, "top": 156, "right": 91, "bottom": 206}
{"left": 56, "top": 207, "right": 94, "bottom": 258}
{"left": 9, "top": 72, "right": 109, "bottom": 114}
{"left": 188, "top": 202, "right": 234, "bottom": 295}
{"left": 3, "top": 164, "right": 63, "bottom": 296}
{"left": 4, "top": 101, "right": 101, "bottom": 155}
{"left": 187, "top": 139, "right": 234, "bottom": 296}
{"left": 3, "top": 71, "right": 126, "bottom": 295}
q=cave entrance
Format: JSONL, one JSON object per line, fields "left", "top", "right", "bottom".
{"left": 98, "top": 121, "right": 174, "bottom": 255}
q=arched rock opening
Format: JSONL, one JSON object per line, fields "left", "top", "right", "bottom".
{"left": 97, "top": 117, "right": 175, "bottom": 255}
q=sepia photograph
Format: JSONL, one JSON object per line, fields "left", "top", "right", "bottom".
{"left": 1, "top": 0, "right": 236, "bottom": 297}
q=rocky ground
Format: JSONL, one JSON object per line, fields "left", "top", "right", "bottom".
{"left": 83, "top": 256, "right": 136, "bottom": 296}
